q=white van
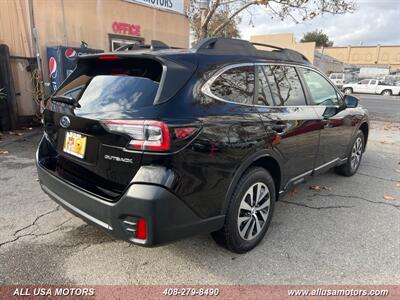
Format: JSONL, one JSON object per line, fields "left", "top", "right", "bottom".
{"left": 329, "top": 73, "right": 358, "bottom": 88}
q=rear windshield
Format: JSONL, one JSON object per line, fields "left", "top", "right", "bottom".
{"left": 55, "top": 58, "right": 163, "bottom": 114}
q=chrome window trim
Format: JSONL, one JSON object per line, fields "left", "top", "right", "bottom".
{"left": 201, "top": 62, "right": 344, "bottom": 108}
{"left": 201, "top": 62, "right": 256, "bottom": 106}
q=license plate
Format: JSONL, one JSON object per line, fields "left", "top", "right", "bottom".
{"left": 63, "top": 131, "right": 87, "bottom": 159}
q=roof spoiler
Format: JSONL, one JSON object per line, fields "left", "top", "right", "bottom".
{"left": 114, "top": 40, "right": 181, "bottom": 52}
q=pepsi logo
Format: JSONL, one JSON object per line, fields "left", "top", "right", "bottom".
{"left": 49, "top": 57, "right": 57, "bottom": 78}
{"left": 65, "top": 48, "right": 77, "bottom": 60}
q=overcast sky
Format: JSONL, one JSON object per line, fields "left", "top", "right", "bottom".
{"left": 239, "top": 0, "right": 400, "bottom": 46}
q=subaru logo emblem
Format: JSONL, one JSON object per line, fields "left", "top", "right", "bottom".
{"left": 60, "top": 116, "right": 70, "bottom": 128}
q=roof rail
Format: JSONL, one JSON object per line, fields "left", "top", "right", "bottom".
{"left": 250, "top": 42, "right": 283, "bottom": 51}
{"left": 194, "top": 37, "right": 259, "bottom": 56}
{"left": 115, "top": 40, "right": 170, "bottom": 52}
{"left": 193, "top": 37, "right": 310, "bottom": 64}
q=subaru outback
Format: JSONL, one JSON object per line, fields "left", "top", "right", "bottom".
{"left": 36, "top": 38, "right": 369, "bottom": 253}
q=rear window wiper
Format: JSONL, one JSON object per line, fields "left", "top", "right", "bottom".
{"left": 51, "top": 95, "right": 81, "bottom": 108}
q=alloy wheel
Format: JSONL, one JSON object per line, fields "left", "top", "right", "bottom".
{"left": 351, "top": 136, "right": 363, "bottom": 170}
{"left": 237, "top": 182, "right": 270, "bottom": 240}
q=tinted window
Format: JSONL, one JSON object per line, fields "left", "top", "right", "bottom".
{"left": 256, "top": 66, "right": 274, "bottom": 106}
{"left": 63, "top": 86, "right": 84, "bottom": 99}
{"left": 264, "top": 65, "right": 306, "bottom": 106}
{"left": 55, "top": 58, "right": 162, "bottom": 114}
{"left": 59, "top": 75, "right": 89, "bottom": 99}
{"left": 370, "top": 80, "right": 376, "bottom": 84}
{"left": 360, "top": 79, "right": 369, "bottom": 84}
{"left": 299, "top": 68, "right": 339, "bottom": 106}
{"left": 210, "top": 66, "right": 255, "bottom": 105}
{"left": 77, "top": 76, "right": 159, "bottom": 114}
{"left": 337, "top": 74, "right": 343, "bottom": 79}
{"left": 330, "top": 75, "right": 337, "bottom": 79}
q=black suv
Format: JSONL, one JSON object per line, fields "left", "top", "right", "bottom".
{"left": 36, "top": 38, "right": 369, "bottom": 253}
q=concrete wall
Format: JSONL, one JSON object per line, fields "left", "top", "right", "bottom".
{"left": 250, "top": 33, "right": 316, "bottom": 63}
{"left": 319, "top": 45, "right": 400, "bottom": 71}
{"left": 314, "top": 52, "right": 344, "bottom": 74}
{"left": 0, "top": 0, "right": 33, "bottom": 57}
{"left": 0, "top": 0, "right": 36, "bottom": 120}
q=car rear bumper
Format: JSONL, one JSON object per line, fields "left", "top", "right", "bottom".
{"left": 36, "top": 136, "right": 224, "bottom": 246}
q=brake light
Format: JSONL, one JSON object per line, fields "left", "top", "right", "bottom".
{"left": 103, "top": 120, "right": 170, "bottom": 151}
{"left": 98, "top": 55, "right": 121, "bottom": 60}
{"left": 136, "top": 219, "right": 147, "bottom": 240}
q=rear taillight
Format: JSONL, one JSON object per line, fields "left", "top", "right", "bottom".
{"left": 174, "top": 127, "right": 197, "bottom": 139}
{"left": 103, "top": 120, "right": 170, "bottom": 151}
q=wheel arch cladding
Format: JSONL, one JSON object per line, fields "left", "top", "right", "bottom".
{"left": 249, "top": 156, "right": 281, "bottom": 199}
{"left": 223, "top": 154, "right": 282, "bottom": 215}
{"left": 359, "top": 122, "right": 369, "bottom": 150}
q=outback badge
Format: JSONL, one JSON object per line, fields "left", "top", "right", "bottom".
{"left": 104, "top": 155, "right": 134, "bottom": 164}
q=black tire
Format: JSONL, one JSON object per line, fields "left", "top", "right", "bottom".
{"left": 212, "top": 167, "right": 275, "bottom": 253}
{"left": 381, "top": 89, "right": 392, "bottom": 96}
{"left": 343, "top": 88, "right": 353, "bottom": 94}
{"left": 335, "top": 130, "right": 365, "bottom": 176}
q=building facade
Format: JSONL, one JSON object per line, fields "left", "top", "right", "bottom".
{"left": 0, "top": 0, "right": 190, "bottom": 121}
{"left": 250, "top": 33, "right": 400, "bottom": 75}
{"left": 250, "top": 33, "right": 344, "bottom": 74}
{"left": 251, "top": 33, "right": 316, "bottom": 63}
{"left": 318, "top": 45, "right": 400, "bottom": 72}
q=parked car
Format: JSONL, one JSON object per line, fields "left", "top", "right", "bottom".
{"left": 328, "top": 72, "right": 357, "bottom": 89}
{"left": 36, "top": 38, "right": 369, "bottom": 253}
{"left": 343, "top": 79, "right": 400, "bottom": 96}
{"left": 382, "top": 74, "right": 400, "bottom": 87}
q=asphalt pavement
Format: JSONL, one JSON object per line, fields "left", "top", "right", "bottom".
{"left": 354, "top": 93, "right": 400, "bottom": 123}
{"left": 0, "top": 96, "right": 399, "bottom": 285}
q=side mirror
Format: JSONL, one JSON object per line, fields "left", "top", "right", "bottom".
{"left": 344, "top": 95, "right": 359, "bottom": 108}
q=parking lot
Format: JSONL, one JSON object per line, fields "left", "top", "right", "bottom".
{"left": 355, "top": 93, "right": 400, "bottom": 123}
{"left": 0, "top": 95, "right": 399, "bottom": 285}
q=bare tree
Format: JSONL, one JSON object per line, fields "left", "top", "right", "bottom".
{"left": 190, "top": 8, "right": 242, "bottom": 44}
{"left": 188, "top": 0, "right": 356, "bottom": 42}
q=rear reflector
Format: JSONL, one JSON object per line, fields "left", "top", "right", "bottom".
{"left": 136, "top": 219, "right": 147, "bottom": 240}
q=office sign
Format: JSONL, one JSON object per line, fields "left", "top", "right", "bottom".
{"left": 112, "top": 21, "right": 141, "bottom": 36}
{"left": 124, "top": 0, "right": 185, "bottom": 14}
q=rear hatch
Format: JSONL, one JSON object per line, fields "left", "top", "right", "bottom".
{"left": 42, "top": 55, "right": 168, "bottom": 200}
